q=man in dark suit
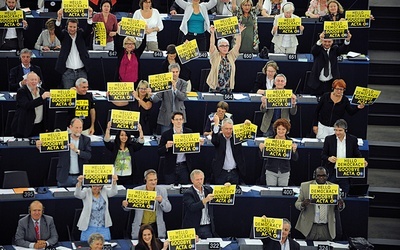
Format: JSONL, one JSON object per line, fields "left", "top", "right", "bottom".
{"left": 321, "top": 119, "right": 367, "bottom": 194}
{"left": 0, "top": 0, "right": 28, "bottom": 50}
{"left": 9, "top": 48, "right": 43, "bottom": 91}
{"left": 158, "top": 111, "right": 194, "bottom": 184}
{"left": 55, "top": 8, "right": 93, "bottom": 88}
{"left": 182, "top": 169, "right": 216, "bottom": 238}
{"left": 261, "top": 218, "right": 300, "bottom": 250}
{"left": 15, "top": 200, "right": 58, "bottom": 248}
{"left": 307, "top": 31, "right": 352, "bottom": 96}
{"left": 211, "top": 116, "right": 246, "bottom": 184}
{"left": 11, "top": 72, "right": 50, "bottom": 138}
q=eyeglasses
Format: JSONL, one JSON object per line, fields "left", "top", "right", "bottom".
{"left": 334, "top": 88, "right": 345, "bottom": 91}
{"left": 125, "top": 43, "right": 134, "bottom": 45}
{"left": 316, "top": 174, "right": 327, "bottom": 177}
{"left": 219, "top": 45, "right": 229, "bottom": 48}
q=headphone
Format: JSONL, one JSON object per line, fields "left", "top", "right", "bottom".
{"left": 143, "top": 169, "right": 157, "bottom": 183}
{"left": 281, "top": 2, "right": 295, "bottom": 13}
{"left": 334, "top": 119, "right": 348, "bottom": 132}
{"left": 313, "top": 167, "right": 329, "bottom": 179}
{"left": 28, "top": 201, "right": 45, "bottom": 214}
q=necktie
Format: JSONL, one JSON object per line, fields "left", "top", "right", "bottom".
{"left": 35, "top": 221, "right": 40, "bottom": 240}
{"left": 323, "top": 49, "right": 329, "bottom": 77}
{"left": 319, "top": 205, "right": 327, "bottom": 222}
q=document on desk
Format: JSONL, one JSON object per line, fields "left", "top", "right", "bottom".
{"left": 199, "top": 238, "right": 231, "bottom": 248}
{"left": 313, "top": 241, "right": 348, "bottom": 248}
{"left": 294, "top": 239, "right": 307, "bottom": 246}
{"left": 244, "top": 239, "right": 263, "bottom": 245}
{"left": 233, "top": 94, "right": 247, "bottom": 100}
{"left": 250, "top": 185, "right": 269, "bottom": 192}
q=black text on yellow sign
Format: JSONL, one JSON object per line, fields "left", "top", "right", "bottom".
{"left": 39, "top": 131, "right": 69, "bottom": 153}
{"left": 176, "top": 39, "right": 200, "bottom": 64}
{"left": 119, "top": 17, "right": 146, "bottom": 38}
{"left": 265, "top": 89, "right": 293, "bottom": 108}
{"left": 213, "top": 16, "right": 239, "bottom": 38}
{"left": 233, "top": 123, "right": 258, "bottom": 145}
{"left": 148, "top": 72, "right": 173, "bottom": 92}
{"left": 309, "top": 184, "right": 339, "bottom": 204}
{"left": 75, "top": 99, "right": 89, "bottom": 117}
{"left": 0, "top": 10, "right": 24, "bottom": 28}
{"left": 126, "top": 189, "right": 157, "bottom": 211}
{"left": 110, "top": 109, "right": 140, "bottom": 131}
{"left": 262, "top": 138, "right": 292, "bottom": 160}
{"left": 168, "top": 228, "right": 196, "bottom": 250}
{"left": 83, "top": 164, "right": 114, "bottom": 185}
{"left": 345, "top": 10, "right": 371, "bottom": 28}
{"left": 277, "top": 17, "right": 302, "bottom": 35}
{"left": 351, "top": 86, "right": 380, "bottom": 105}
{"left": 62, "top": 0, "right": 89, "bottom": 19}
{"left": 210, "top": 185, "right": 236, "bottom": 205}
{"left": 323, "top": 21, "right": 349, "bottom": 39}
{"left": 50, "top": 89, "right": 77, "bottom": 108}
{"left": 253, "top": 216, "right": 283, "bottom": 240}
{"left": 107, "top": 82, "right": 134, "bottom": 101}
{"left": 94, "top": 22, "right": 107, "bottom": 46}
{"left": 172, "top": 133, "right": 200, "bottom": 154}
{"left": 336, "top": 158, "right": 365, "bottom": 178}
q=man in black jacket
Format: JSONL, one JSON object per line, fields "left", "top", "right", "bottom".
{"left": 9, "top": 48, "right": 43, "bottom": 91}
{"left": 0, "top": 0, "right": 28, "bottom": 50}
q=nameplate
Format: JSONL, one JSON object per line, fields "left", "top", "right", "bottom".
{"left": 337, "top": 55, "right": 343, "bottom": 62}
{"left": 23, "top": 191, "right": 35, "bottom": 199}
{"left": 287, "top": 54, "right": 297, "bottom": 60}
{"left": 180, "top": 187, "right": 190, "bottom": 194}
{"left": 40, "top": 51, "right": 60, "bottom": 58}
{"left": 103, "top": 244, "right": 112, "bottom": 250}
{"left": 203, "top": 94, "right": 224, "bottom": 101}
{"left": 89, "top": 51, "right": 113, "bottom": 58}
{"left": 0, "top": 51, "right": 19, "bottom": 58}
{"left": 7, "top": 140, "right": 31, "bottom": 147}
{"left": 242, "top": 53, "right": 253, "bottom": 59}
{"left": 153, "top": 51, "right": 163, "bottom": 57}
{"left": 208, "top": 242, "right": 220, "bottom": 249}
{"left": 199, "top": 51, "right": 208, "bottom": 58}
{"left": 223, "top": 93, "right": 234, "bottom": 100}
{"left": 282, "top": 188, "right": 294, "bottom": 196}
{"left": 318, "top": 245, "right": 333, "bottom": 250}
{"left": 260, "top": 190, "right": 282, "bottom": 196}
{"left": 108, "top": 51, "right": 118, "bottom": 57}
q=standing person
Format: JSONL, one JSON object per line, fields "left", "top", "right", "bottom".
{"left": 14, "top": 200, "right": 59, "bottom": 249}
{"left": 232, "top": 0, "right": 262, "bottom": 54}
{"left": 206, "top": 25, "right": 244, "bottom": 92}
{"left": 161, "top": 44, "right": 191, "bottom": 82}
{"left": 261, "top": 0, "right": 287, "bottom": 17}
{"left": 34, "top": 18, "right": 61, "bottom": 51}
{"left": 0, "top": 0, "right": 28, "bottom": 50}
{"left": 151, "top": 63, "right": 188, "bottom": 134}
{"left": 133, "top": 0, "right": 164, "bottom": 51}
{"left": 9, "top": 48, "right": 44, "bottom": 92}
{"left": 103, "top": 121, "right": 144, "bottom": 185}
{"left": 306, "top": 31, "right": 352, "bottom": 96}
{"left": 252, "top": 60, "right": 279, "bottom": 94}
{"left": 92, "top": 0, "right": 118, "bottom": 51}
{"left": 261, "top": 218, "right": 300, "bottom": 250}
{"left": 203, "top": 101, "right": 231, "bottom": 137}
{"left": 74, "top": 174, "right": 118, "bottom": 241}
{"left": 182, "top": 169, "right": 216, "bottom": 238}
{"left": 122, "top": 169, "right": 172, "bottom": 239}
{"left": 55, "top": 8, "right": 94, "bottom": 89}
{"left": 135, "top": 224, "right": 170, "bottom": 250}
{"left": 174, "top": 0, "right": 217, "bottom": 51}
{"left": 305, "top": 0, "right": 328, "bottom": 18}
{"left": 133, "top": 80, "right": 153, "bottom": 135}
{"left": 258, "top": 118, "right": 298, "bottom": 186}
{"left": 260, "top": 74, "right": 297, "bottom": 137}
{"left": 211, "top": 0, "right": 241, "bottom": 16}
{"left": 295, "top": 166, "right": 345, "bottom": 240}
{"left": 11, "top": 72, "right": 50, "bottom": 138}
{"left": 321, "top": 119, "right": 367, "bottom": 194}
{"left": 271, "top": 2, "right": 304, "bottom": 54}
{"left": 158, "top": 112, "right": 193, "bottom": 184}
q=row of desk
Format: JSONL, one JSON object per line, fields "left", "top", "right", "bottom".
{"left": 0, "top": 188, "right": 369, "bottom": 245}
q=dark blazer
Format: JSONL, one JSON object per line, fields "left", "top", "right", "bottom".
{"left": 57, "top": 134, "right": 91, "bottom": 183}
{"left": 14, "top": 214, "right": 58, "bottom": 248}
{"left": 307, "top": 42, "right": 349, "bottom": 90}
{"left": 211, "top": 131, "right": 246, "bottom": 181}
{"left": 262, "top": 237, "right": 300, "bottom": 250}
{"left": 321, "top": 13, "right": 346, "bottom": 22}
{"left": 158, "top": 127, "right": 193, "bottom": 175}
{"left": 9, "top": 64, "right": 43, "bottom": 91}
{"left": 252, "top": 72, "right": 269, "bottom": 93}
{"left": 11, "top": 85, "right": 47, "bottom": 137}
{"left": 54, "top": 21, "right": 92, "bottom": 74}
{"left": 0, "top": 7, "right": 25, "bottom": 49}
{"left": 182, "top": 185, "right": 216, "bottom": 236}
{"left": 321, "top": 133, "right": 362, "bottom": 173}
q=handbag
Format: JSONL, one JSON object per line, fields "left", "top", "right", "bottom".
{"left": 259, "top": 46, "right": 269, "bottom": 59}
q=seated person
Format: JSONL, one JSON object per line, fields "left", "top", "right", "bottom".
{"left": 35, "top": 18, "right": 61, "bottom": 51}
{"left": 135, "top": 224, "right": 170, "bottom": 250}
{"left": 88, "top": 233, "right": 105, "bottom": 250}
{"left": 252, "top": 60, "right": 279, "bottom": 94}
{"left": 261, "top": 217, "right": 300, "bottom": 250}
{"left": 203, "top": 101, "right": 232, "bottom": 137}
{"left": 15, "top": 200, "right": 58, "bottom": 249}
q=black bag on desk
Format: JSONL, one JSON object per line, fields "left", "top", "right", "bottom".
{"left": 259, "top": 46, "right": 269, "bottom": 59}
{"left": 348, "top": 237, "right": 374, "bottom": 249}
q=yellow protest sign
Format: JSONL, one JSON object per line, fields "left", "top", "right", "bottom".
{"left": 119, "top": 17, "right": 146, "bottom": 38}
{"left": 262, "top": 138, "right": 292, "bottom": 160}
{"left": 107, "top": 82, "right": 134, "bottom": 101}
{"left": 309, "top": 184, "right": 339, "bottom": 204}
{"left": 125, "top": 189, "right": 157, "bottom": 210}
{"left": 62, "top": 0, "right": 89, "bottom": 19}
{"left": 83, "top": 164, "right": 114, "bottom": 185}
{"left": 213, "top": 16, "right": 239, "bottom": 38}
{"left": 110, "top": 109, "right": 140, "bottom": 131}
{"left": 148, "top": 72, "right": 173, "bottom": 92}
{"left": 336, "top": 158, "right": 366, "bottom": 178}
{"left": 277, "top": 17, "right": 302, "bottom": 35}
{"left": 75, "top": 99, "right": 89, "bottom": 117}
{"left": 176, "top": 39, "right": 200, "bottom": 64}
{"left": 345, "top": 10, "right": 371, "bottom": 28}
{"left": 0, "top": 10, "right": 24, "bottom": 28}
{"left": 210, "top": 185, "right": 236, "bottom": 205}
{"left": 253, "top": 216, "right": 283, "bottom": 240}
{"left": 39, "top": 131, "right": 69, "bottom": 153}
{"left": 167, "top": 228, "right": 196, "bottom": 250}
{"left": 172, "top": 133, "right": 200, "bottom": 154}
{"left": 265, "top": 89, "right": 293, "bottom": 108}
{"left": 233, "top": 123, "right": 258, "bottom": 145}
{"left": 351, "top": 86, "right": 380, "bottom": 105}
{"left": 323, "top": 21, "right": 349, "bottom": 39}
{"left": 94, "top": 22, "right": 107, "bottom": 46}
{"left": 50, "top": 89, "right": 77, "bottom": 108}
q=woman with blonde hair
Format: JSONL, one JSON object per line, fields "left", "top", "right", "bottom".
{"left": 133, "top": 80, "right": 153, "bottom": 135}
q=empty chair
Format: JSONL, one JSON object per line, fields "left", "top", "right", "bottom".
{"left": 5, "top": 110, "right": 16, "bottom": 136}
{"left": 199, "top": 68, "right": 211, "bottom": 92}
{"left": 3, "top": 170, "right": 30, "bottom": 188}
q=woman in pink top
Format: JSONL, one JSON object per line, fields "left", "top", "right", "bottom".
{"left": 92, "top": 0, "right": 118, "bottom": 50}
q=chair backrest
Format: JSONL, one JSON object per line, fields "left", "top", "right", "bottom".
{"left": 124, "top": 209, "right": 135, "bottom": 239}
{"left": 67, "top": 208, "right": 82, "bottom": 241}
{"left": 199, "top": 68, "right": 211, "bottom": 92}
{"left": 157, "top": 156, "right": 166, "bottom": 184}
{"left": 5, "top": 110, "right": 16, "bottom": 136}
{"left": 54, "top": 110, "right": 69, "bottom": 131}
{"left": 2, "top": 170, "right": 30, "bottom": 188}
{"left": 46, "top": 157, "right": 59, "bottom": 186}
{"left": 252, "top": 111, "right": 264, "bottom": 136}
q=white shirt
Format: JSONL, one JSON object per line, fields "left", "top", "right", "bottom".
{"left": 69, "top": 137, "right": 80, "bottom": 174}
{"left": 133, "top": 8, "right": 164, "bottom": 42}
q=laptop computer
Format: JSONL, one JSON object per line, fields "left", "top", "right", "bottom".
{"left": 39, "top": 0, "right": 62, "bottom": 17}
{"left": 347, "top": 184, "right": 369, "bottom": 197}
